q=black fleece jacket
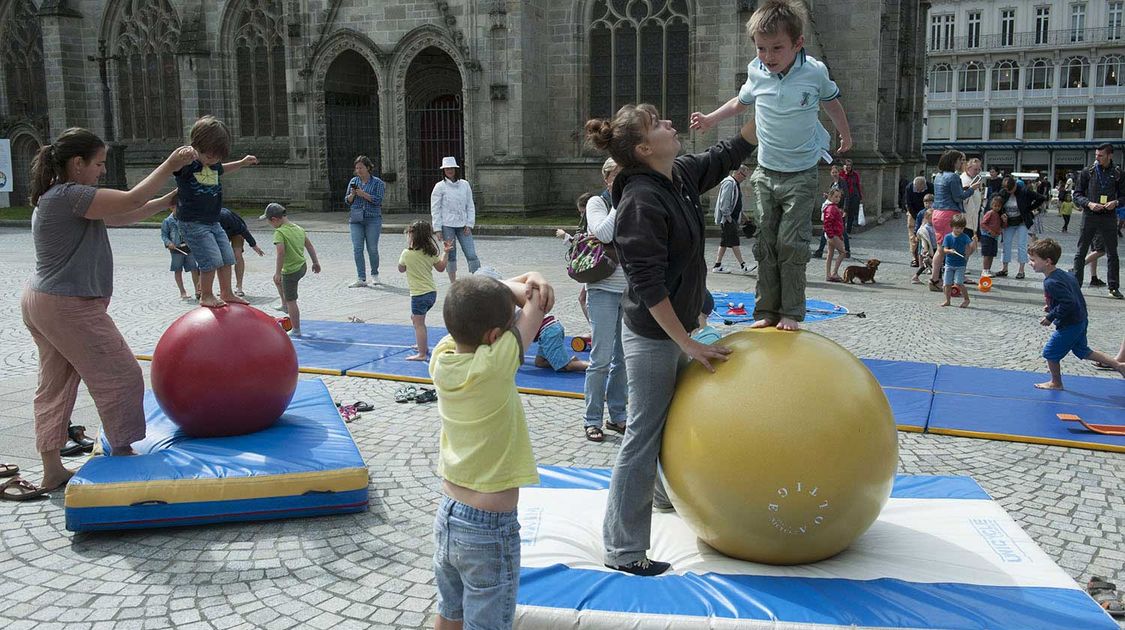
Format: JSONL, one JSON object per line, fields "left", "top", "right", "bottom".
{"left": 613, "top": 134, "right": 757, "bottom": 339}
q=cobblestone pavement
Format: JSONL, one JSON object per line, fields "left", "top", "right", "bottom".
{"left": 0, "top": 211, "right": 1122, "bottom": 629}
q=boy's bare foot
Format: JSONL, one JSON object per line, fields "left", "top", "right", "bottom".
{"left": 179, "top": 292, "right": 189, "bottom": 299}
{"left": 959, "top": 299, "right": 970, "bottom": 308}
{"left": 40, "top": 468, "right": 76, "bottom": 492}
{"left": 405, "top": 354, "right": 428, "bottom": 361}
{"left": 220, "top": 293, "right": 250, "bottom": 305}
{"left": 776, "top": 317, "right": 799, "bottom": 331}
{"left": 749, "top": 318, "right": 776, "bottom": 329}
{"left": 939, "top": 301, "right": 950, "bottom": 307}
{"left": 199, "top": 295, "right": 227, "bottom": 308}
{"left": 1034, "top": 381, "right": 1063, "bottom": 390}
{"left": 565, "top": 358, "right": 591, "bottom": 372}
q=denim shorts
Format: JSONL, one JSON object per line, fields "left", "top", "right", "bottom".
{"left": 432, "top": 496, "right": 520, "bottom": 626}
{"left": 179, "top": 220, "right": 235, "bottom": 272}
{"left": 943, "top": 265, "right": 965, "bottom": 286}
{"left": 535, "top": 320, "right": 570, "bottom": 371}
{"left": 411, "top": 291, "right": 437, "bottom": 316}
{"left": 1043, "top": 322, "right": 1092, "bottom": 362}
{"left": 169, "top": 251, "right": 198, "bottom": 273}
{"left": 280, "top": 264, "right": 307, "bottom": 302}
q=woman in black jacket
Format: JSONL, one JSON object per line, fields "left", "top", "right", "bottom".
{"left": 995, "top": 176, "right": 1047, "bottom": 278}
{"left": 584, "top": 104, "right": 756, "bottom": 576}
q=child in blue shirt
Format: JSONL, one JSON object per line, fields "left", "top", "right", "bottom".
{"left": 689, "top": 0, "right": 852, "bottom": 331}
{"left": 1028, "top": 239, "right": 1125, "bottom": 389}
{"left": 940, "top": 214, "right": 978, "bottom": 308}
{"left": 160, "top": 208, "right": 199, "bottom": 301}
{"left": 175, "top": 116, "right": 258, "bottom": 308}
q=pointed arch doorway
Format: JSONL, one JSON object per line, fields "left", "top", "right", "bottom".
{"left": 404, "top": 47, "right": 463, "bottom": 211}
{"left": 324, "top": 50, "right": 381, "bottom": 212}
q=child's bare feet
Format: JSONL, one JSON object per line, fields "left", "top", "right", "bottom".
{"left": 179, "top": 292, "right": 189, "bottom": 299}
{"left": 959, "top": 299, "right": 970, "bottom": 308}
{"left": 939, "top": 301, "right": 950, "bottom": 307}
{"left": 776, "top": 317, "right": 799, "bottom": 331}
{"left": 1034, "top": 380, "right": 1063, "bottom": 390}
{"left": 220, "top": 292, "right": 250, "bottom": 305}
{"left": 749, "top": 318, "right": 776, "bottom": 329}
{"left": 565, "top": 358, "right": 591, "bottom": 372}
{"left": 405, "top": 354, "right": 428, "bottom": 361}
{"left": 199, "top": 294, "right": 226, "bottom": 308}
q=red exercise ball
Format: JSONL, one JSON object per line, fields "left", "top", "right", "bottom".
{"left": 151, "top": 304, "right": 298, "bottom": 437}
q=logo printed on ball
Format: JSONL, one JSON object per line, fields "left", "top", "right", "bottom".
{"left": 767, "top": 482, "right": 831, "bottom": 535}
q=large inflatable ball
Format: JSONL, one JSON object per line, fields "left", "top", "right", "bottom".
{"left": 662, "top": 328, "right": 898, "bottom": 565}
{"left": 151, "top": 304, "right": 298, "bottom": 437}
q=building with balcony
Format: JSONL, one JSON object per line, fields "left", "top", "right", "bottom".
{"left": 923, "top": 0, "right": 1125, "bottom": 182}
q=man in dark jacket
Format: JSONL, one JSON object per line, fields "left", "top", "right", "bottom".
{"left": 218, "top": 208, "right": 264, "bottom": 296}
{"left": 1072, "top": 144, "right": 1123, "bottom": 299}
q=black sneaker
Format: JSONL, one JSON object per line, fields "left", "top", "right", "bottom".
{"left": 605, "top": 558, "right": 671, "bottom": 576}
{"left": 1089, "top": 277, "right": 1106, "bottom": 287}
{"left": 1110, "top": 288, "right": 1124, "bottom": 299}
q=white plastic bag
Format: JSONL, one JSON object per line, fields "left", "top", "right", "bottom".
{"left": 856, "top": 203, "right": 867, "bottom": 226}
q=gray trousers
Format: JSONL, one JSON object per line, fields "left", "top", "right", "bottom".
{"left": 602, "top": 325, "right": 683, "bottom": 566}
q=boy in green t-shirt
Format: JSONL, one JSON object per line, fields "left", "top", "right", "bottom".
{"left": 428, "top": 271, "right": 554, "bottom": 630}
{"left": 261, "top": 203, "right": 321, "bottom": 336}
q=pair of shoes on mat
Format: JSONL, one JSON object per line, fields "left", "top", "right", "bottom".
{"left": 605, "top": 557, "right": 671, "bottom": 577}
{"left": 1087, "top": 577, "right": 1125, "bottom": 617}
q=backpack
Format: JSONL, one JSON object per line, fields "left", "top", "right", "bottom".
{"left": 565, "top": 233, "right": 617, "bottom": 283}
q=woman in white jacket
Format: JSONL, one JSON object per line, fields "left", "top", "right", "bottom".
{"left": 429, "top": 157, "right": 481, "bottom": 282}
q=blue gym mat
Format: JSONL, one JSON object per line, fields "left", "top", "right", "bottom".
{"left": 64, "top": 380, "right": 369, "bottom": 531}
{"left": 708, "top": 291, "right": 849, "bottom": 324}
{"left": 934, "top": 364, "right": 1125, "bottom": 409}
{"left": 861, "top": 359, "right": 938, "bottom": 391}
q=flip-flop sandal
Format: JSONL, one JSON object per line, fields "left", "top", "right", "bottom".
{"left": 0, "top": 463, "right": 18, "bottom": 478}
{"left": 338, "top": 404, "right": 359, "bottom": 423}
{"left": 347, "top": 316, "right": 366, "bottom": 323}
{"left": 394, "top": 385, "right": 417, "bottom": 403}
{"left": 0, "top": 477, "right": 50, "bottom": 501}
{"left": 1087, "top": 577, "right": 1125, "bottom": 617}
{"left": 604, "top": 421, "right": 626, "bottom": 435}
{"left": 585, "top": 426, "right": 604, "bottom": 442}
{"left": 1094, "top": 362, "right": 1116, "bottom": 370}
{"left": 353, "top": 401, "right": 374, "bottom": 412}
{"left": 68, "top": 425, "right": 95, "bottom": 448}
{"left": 415, "top": 388, "right": 438, "bottom": 404}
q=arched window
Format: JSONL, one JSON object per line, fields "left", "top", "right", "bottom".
{"left": 992, "top": 60, "right": 1019, "bottom": 91}
{"left": 0, "top": 0, "right": 48, "bottom": 118}
{"left": 960, "top": 61, "right": 985, "bottom": 92}
{"left": 111, "top": 0, "right": 182, "bottom": 140}
{"left": 588, "top": 0, "right": 690, "bottom": 129}
{"left": 1026, "top": 58, "right": 1053, "bottom": 90}
{"left": 1097, "top": 54, "right": 1125, "bottom": 86}
{"left": 929, "top": 64, "right": 953, "bottom": 93}
{"left": 1063, "top": 56, "right": 1089, "bottom": 88}
{"left": 232, "top": 0, "right": 289, "bottom": 137}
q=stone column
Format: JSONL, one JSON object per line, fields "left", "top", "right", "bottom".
{"left": 37, "top": 0, "right": 95, "bottom": 138}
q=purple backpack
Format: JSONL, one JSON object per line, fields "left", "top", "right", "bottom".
{"left": 565, "top": 233, "right": 618, "bottom": 283}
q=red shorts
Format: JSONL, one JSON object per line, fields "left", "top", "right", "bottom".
{"left": 932, "top": 209, "right": 961, "bottom": 243}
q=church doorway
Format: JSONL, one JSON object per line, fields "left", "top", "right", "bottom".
{"left": 405, "top": 47, "right": 463, "bottom": 211}
{"left": 324, "top": 50, "right": 380, "bottom": 212}
{"left": 10, "top": 134, "right": 38, "bottom": 206}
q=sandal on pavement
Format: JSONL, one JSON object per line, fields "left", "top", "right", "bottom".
{"left": 1087, "top": 577, "right": 1125, "bottom": 617}
{"left": 60, "top": 441, "right": 93, "bottom": 457}
{"left": 604, "top": 421, "right": 626, "bottom": 435}
{"left": 0, "top": 477, "right": 51, "bottom": 501}
{"left": 415, "top": 388, "right": 438, "bottom": 404}
{"left": 68, "top": 424, "right": 95, "bottom": 448}
{"left": 394, "top": 385, "right": 417, "bottom": 403}
{"left": 1016, "top": 272, "right": 1025, "bottom": 279}
{"left": 353, "top": 400, "right": 374, "bottom": 412}
{"left": 994, "top": 270, "right": 1008, "bottom": 277}
{"left": 1094, "top": 361, "right": 1116, "bottom": 370}
{"left": 0, "top": 463, "right": 18, "bottom": 478}
{"left": 585, "top": 426, "right": 605, "bottom": 442}
{"left": 337, "top": 404, "right": 360, "bottom": 423}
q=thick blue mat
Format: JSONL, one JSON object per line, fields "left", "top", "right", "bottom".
{"left": 861, "top": 359, "right": 938, "bottom": 391}
{"left": 934, "top": 364, "right": 1125, "bottom": 409}
{"left": 65, "top": 380, "right": 369, "bottom": 531}
{"left": 708, "top": 291, "right": 848, "bottom": 324}
{"left": 927, "top": 392, "right": 1125, "bottom": 452}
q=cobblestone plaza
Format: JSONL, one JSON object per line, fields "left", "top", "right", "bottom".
{"left": 0, "top": 212, "right": 1122, "bottom": 629}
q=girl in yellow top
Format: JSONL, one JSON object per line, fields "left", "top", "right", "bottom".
{"left": 398, "top": 220, "right": 451, "bottom": 361}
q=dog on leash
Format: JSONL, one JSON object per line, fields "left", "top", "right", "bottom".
{"left": 842, "top": 258, "right": 881, "bottom": 284}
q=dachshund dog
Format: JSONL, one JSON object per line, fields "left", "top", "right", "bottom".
{"left": 842, "top": 258, "right": 881, "bottom": 284}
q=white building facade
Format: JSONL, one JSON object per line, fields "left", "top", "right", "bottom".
{"left": 923, "top": 0, "right": 1125, "bottom": 182}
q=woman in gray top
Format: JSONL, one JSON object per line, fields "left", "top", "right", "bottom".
{"left": 9, "top": 128, "right": 193, "bottom": 500}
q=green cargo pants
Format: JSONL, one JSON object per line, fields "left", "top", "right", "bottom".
{"left": 750, "top": 165, "right": 818, "bottom": 323}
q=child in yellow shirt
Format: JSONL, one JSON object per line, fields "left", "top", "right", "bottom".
{"left": 428, "top": 271, "right": 554, "bottom": 630}
{"left": 397, "top": 220, "right": 451, "bottom": 361}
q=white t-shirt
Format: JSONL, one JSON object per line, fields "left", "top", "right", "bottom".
{"left": 960, "top": 172, "right": 983, "bottom": 230}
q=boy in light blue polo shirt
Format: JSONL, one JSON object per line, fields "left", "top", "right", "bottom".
{"left": 691, "top": 0, "right": 852, "bottom": 331}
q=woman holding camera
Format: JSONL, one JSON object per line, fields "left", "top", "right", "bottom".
{"left": 345, "top": 155, "right": 386, "bottom": 287}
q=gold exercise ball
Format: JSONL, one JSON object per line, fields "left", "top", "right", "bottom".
{"left": 662, "top": 328, "right": 898, "bottom": 565}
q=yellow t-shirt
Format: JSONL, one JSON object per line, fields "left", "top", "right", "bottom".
{"left": 399, "top": 248, "right": 441, "bottom": 296}
{"left": 429, "top": 331, "right": 539, "bottom": 493}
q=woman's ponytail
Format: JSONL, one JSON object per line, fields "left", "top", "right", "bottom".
{"left": 28, "top": 128, "right": 105, "bottom": 206}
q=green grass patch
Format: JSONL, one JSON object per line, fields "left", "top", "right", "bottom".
{"left": 476, "top": 212, "right": 577, "bottom": 226}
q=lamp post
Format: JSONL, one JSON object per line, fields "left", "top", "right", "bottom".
{"left": 88, "top": 38, "right": 127, "bottom": 190}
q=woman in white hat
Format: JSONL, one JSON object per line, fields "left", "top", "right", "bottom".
{"left": 430, "top": 156, "right": 480, "bottom": 282}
